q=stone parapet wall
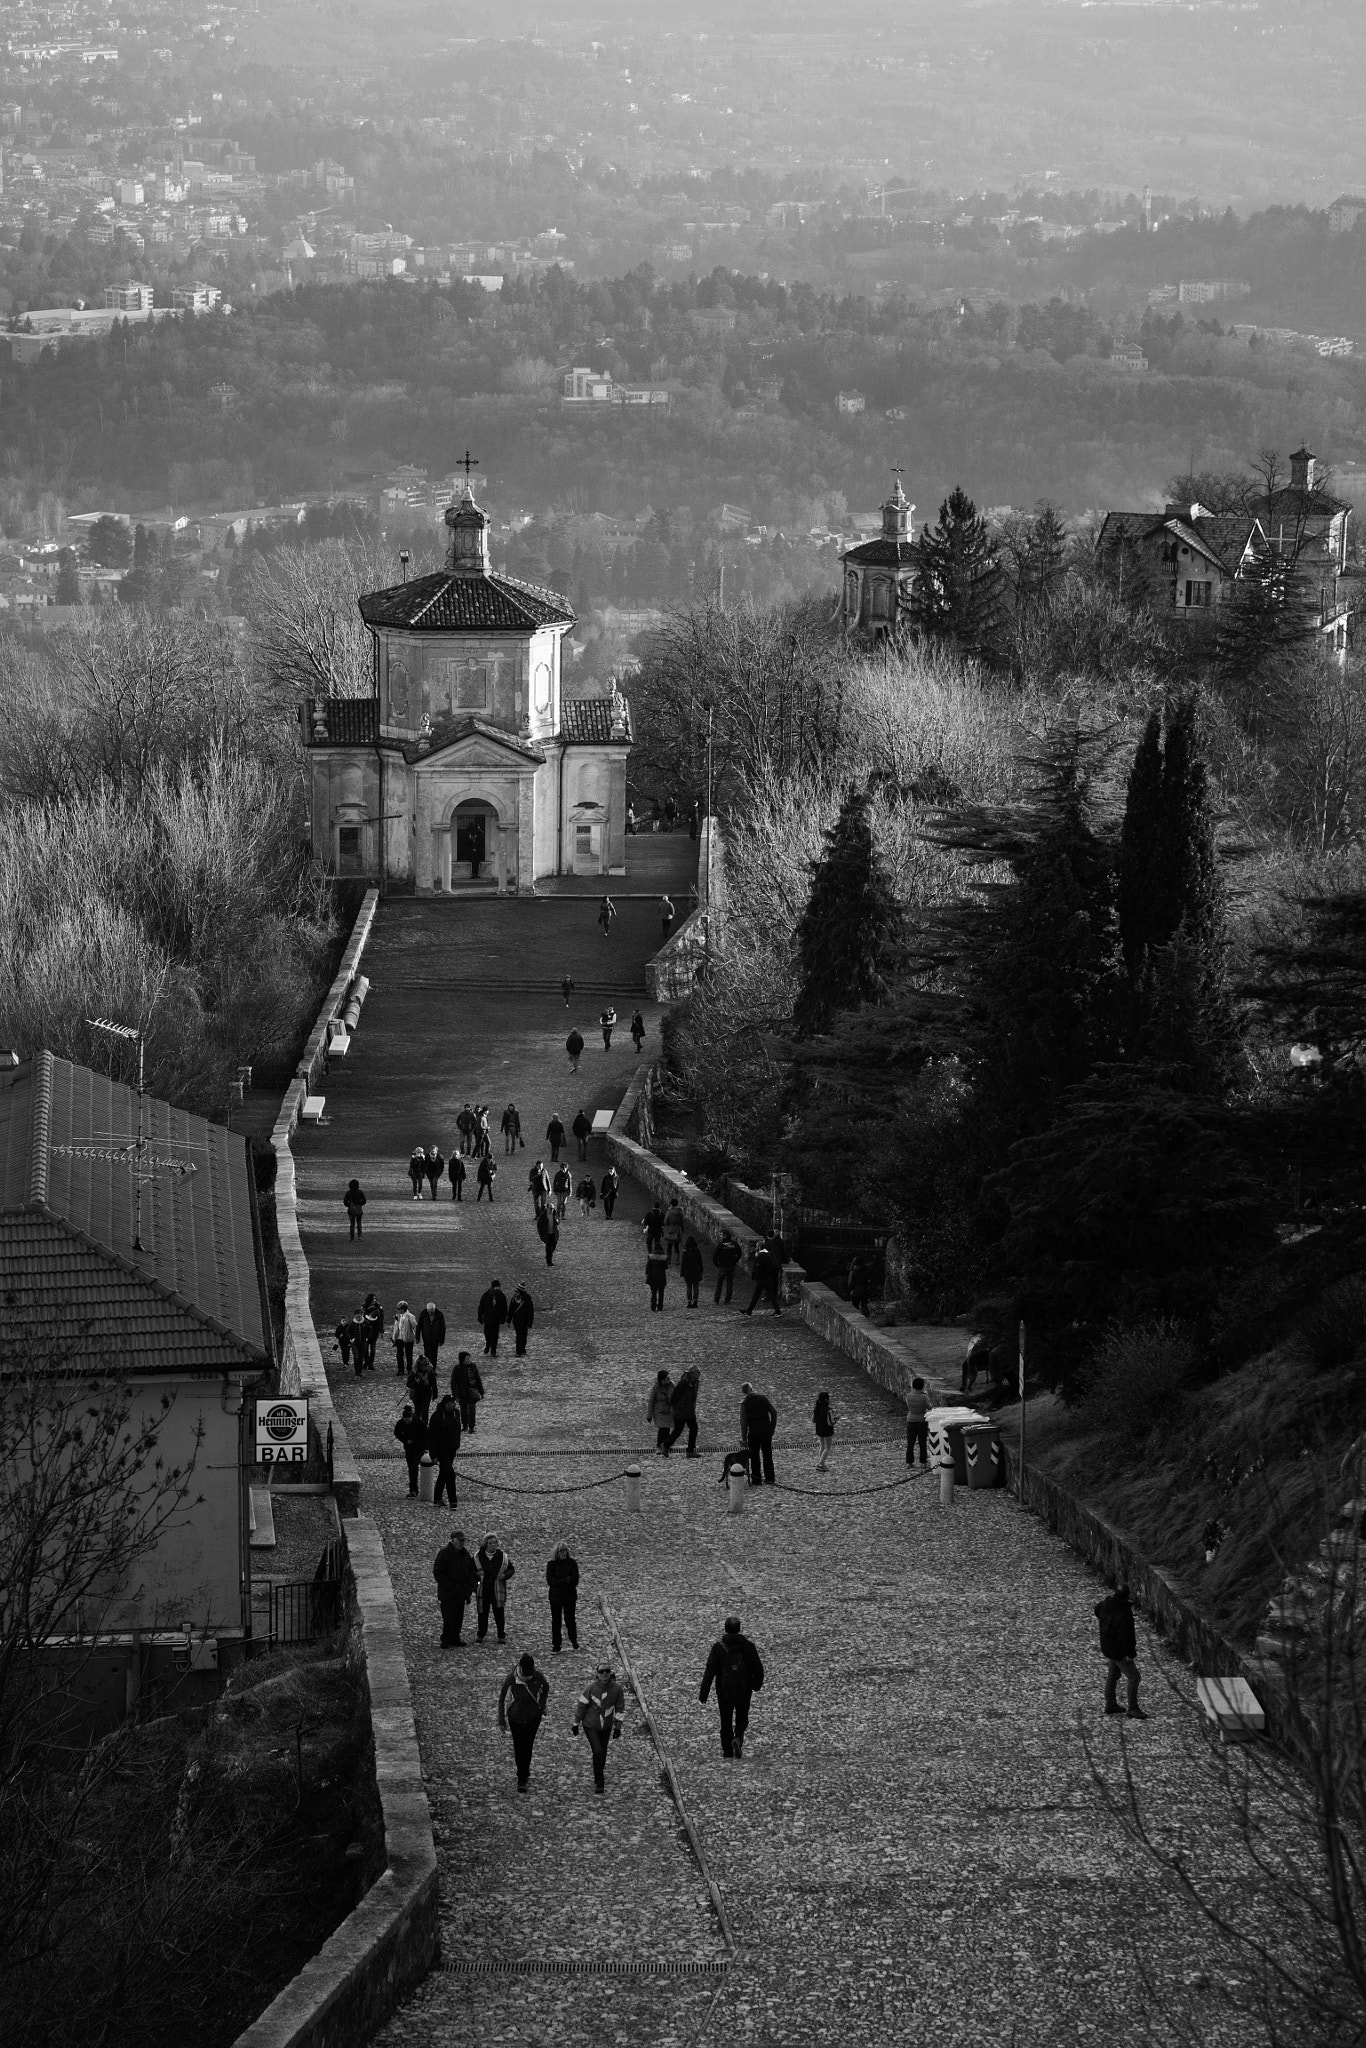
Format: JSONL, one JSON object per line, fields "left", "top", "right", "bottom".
{"left": 642, "top": 815, "right": 720, "bottom": 1001}
{"left": 798, "top": 1281, "right": 956, "bottom": 1404}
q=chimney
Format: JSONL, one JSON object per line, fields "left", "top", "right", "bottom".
{"left": 1289, "top": 447, "right": 1316, "bottom": 494}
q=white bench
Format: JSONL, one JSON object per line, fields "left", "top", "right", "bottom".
{"left": 1196, "top": 1675, "right": 1265, "bottom": 1738}
{"left": 327, "top": 1023, "right": 349, "bottom": 1056}
{"left": 591, "top": 1109, "right": 614, "bottom": 1135}
{"left": 301, "top": 1094, "right": 326, "bottom": 1124}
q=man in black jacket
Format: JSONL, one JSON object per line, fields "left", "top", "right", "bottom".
{"left": 498, "top": 1652, "right": 551, "bottom": 1792}
{"left": 359, "top": 1294, "right": 384, "bottom": 1371}
{"left": 699, "top": 1616, "right": 765, "bottom": 1758}
{"left": 450, "top": 1349, "right": 484, "bottom": 1432}
{"left": 740, "top": 1382, "right": 778, "bottom": 1486}
{"left": 668, "top": 1364, "right": 701, "bottom": 1457}
{"left": 545, "top": 1541, "right": 580, "bottom": 1651}
{"left": 572, "top": 1108, "right": 592, "bottom": 1161}
{"left": 433, "top": 1527, "right": 479, "bottom": 1646}
{"left": 713, "top": 1229, "right": 742, "bottom": 1304}
{"left": 546, "top": 1113, "right": 566, "bottom": 1162}
{"left": 406, "top": 1355, "right": 438, "bottom": 1429}
{"left": 427, "top": 1392, "right": 462, "bottom": 1507}
{"left": 476, "top": 1154, "right": 497, "bottom": 1201}
{"left": 509, "top": 1283, "right": 535, "bottom": 1356}
{"left": 1095, "top": 1583, "right": 1146, "bottom": 1719}
{"left": 393, "top": 1401, "right": 425, "bottom": 1495}
{"left": 744, "top": 1241, "right": 783, "bottom": 1317}
{"left": 478, "top": 1279, "right": 508, "bottom": 1355}
{"left": 416, "top": 1299, "right": 446, "bottom": 1367}
{"left": 537, "top": 1206, "right": 559, "bottom": 1267}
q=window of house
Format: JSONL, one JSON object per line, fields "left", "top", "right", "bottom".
{"left": 1184, "top": 580, "right": 1212, "bottom": 608}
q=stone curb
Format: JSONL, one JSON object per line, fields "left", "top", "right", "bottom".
{"left": 231, "top": 1514, "right": 440, "bottom": 2048}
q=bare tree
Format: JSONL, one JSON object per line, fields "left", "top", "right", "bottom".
{"left": 246, "top": 536, "right": 392, "bottom": 702}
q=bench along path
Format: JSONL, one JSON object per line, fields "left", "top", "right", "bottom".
{"left": 294, "top": 880, "right": 1300, "bottom": 2048}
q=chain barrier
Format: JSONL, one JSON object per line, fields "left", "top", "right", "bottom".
{"left": 446, "top": 1467, "right": 635, "bottom": 1497}
{"left": 770, "top": 1468, "right": 928, "bottom": 1500}
{"left": 397, "top": 1431, "right": 910, "bottom": 1461}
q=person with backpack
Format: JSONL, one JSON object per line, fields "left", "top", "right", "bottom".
{"left": 713, "top": 1229, "right": 742, "bottom": 1305}
{"left": 501, "top": 1101, "right": 523, "bottom": 1154}
{"left": 476, "top": 1153, "right": 497, "bottom": 1202}
{"left": 572, "top": 1108, "right": 592, "bottom": 1161}
{"left": 448, "top": 1151, "right": 466, "bottom": 1202}
{"left": 679, "top": 1235, "right": 705, "bottom": 1308}
{"left": 546, "top": 1541, "right": 580, "bottom": 1652}
{"left": 553, "top": 1161, "right": 573, "bottom": 1221}
{"left": 499, "top": 1652, "right": 551, "bottom": 1792}
{"left": 600, "top": 1005, "right": 617, "bottom": 1051}
{"left": 813, "top": 1390, "right": 837, "bottom": 1472}
{"left": 406, "top": 1354, "right": 438, "bottom": 1430}
{"left": 416, "top": 1299, "right": 446, "bottom": 1367}
{"left": 668, "top": 1365, "right": 701, "bottom": 1456}
{"left": 335, "top": 1308, "right": 360, "bottom": 1373}
{"left": 407, "top": 1145, "right": 427, "bottom": 1200}
{"left": 630, "top": 1010, "right": 646, "bottom": 1054}
{"left": 1095, "top": 1583, "right": 1147, "bottom": 1720}
{"left": 433, "top": 1527, "right": 479, "bottom": 1647}
{"left": 450, "top": 1349, "right": 484, "bottom": 1433}
{"left": 905, "top": 1377, "right": 930, "bottom": 1468}
{"left": 567, "top": 1027, "right": 584, "bottom": 1075}
{"left": 391, "top": 1299, "right": 417, "bottom": 1377}
{"left": 343, "top": 1178, "right": 366, "bottom": 1239}
{"left": 546, "top": 1112, "right": 566, "bottom": 1163}
{"left": 600, "top": 1166, "right": 619, "bottom": 1219}
{"left": 427, "top": 1392, "right": 462, "bottom": 1507}
{"left": 424, "top": 1143, "right": 445, "bottom": 1200}
{"left": 359, "top": 1293, "right": 384, "bottom": 1371}
{"left": 394, "top": 1400, "right": 426, "bottom": 1496}
{"left": 646, "top": 1369, "right": 675, "bottom": 1454}
{"left": 476, "top": 1533, "right": 514, "bottom": 1643}
{"left": 573, "top": 1663, "right": 627, "bottom": 1793}
{"left": 508, "top": 1283, "right": 535, "bottom": 1357}
{"left": 699, "top": 1616, "right": 766, "bottom": 1760}
{"left": 478, "top": 1278, "right": 508, "bottom": 1356}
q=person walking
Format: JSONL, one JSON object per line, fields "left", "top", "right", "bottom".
{"left": 573, "top": 1663, "right": 626, "bottom": 1794}
{"left": 847, "top": 1254, "right": 872, "bottom": 1316}
{"left": 905, "top": 1377, "right": 930, "bottom": 1468}
{"left": 680, "top": 1235, "right": 704, "bottom": 1308}
{"left": 641, "top": 1201, "right": 665, "bottom": 1254}
{"left": 597, "top": 894, "right": 617, "bottom": 938}
{"left": 501, "top": 1101, "right": 524, "bottom": 1154}
{"left": 476, "top": 1106, "right": 493, "bottom": 1157}
{"left": 335, "top": 1308, "right": 359, "bottom": 1373}
{"left": 360, "top": 1293, "right": 384, "bottom": 1371}
{"left": 343, "top": 1178, "right": 366, "bottom": 1239}
{"left": 508, "top": 1283, "right": 535, "bottom": 1357}
{"left": 553, "top": 1161, "right": 573, "bottom": 1221}
{"left": 962, "top": 1331, "right": 990, "bottom": 1395}
{"left": 743, "top": 1241, "right": 783, "bottom": 1317}
{"left": 662, "top": 1199, "right": 685, "bottom": 1268}
{"left": 499, "top": 1653, "right": 551, "bottom": 1792}
{"left": 394, "top": 1400, "right": 426, "bottom": 1496}
{"left": 407, "top": 1353, "right": 438, "bottom": 1430}
{"left": 813, "top": 1390, "right": 837, "bottom": 1471}
{"left": 546, "top": 1112, "right": 566, "bottom": 1163}
{"left": 424, "top": 1144, "right": 445, "bottom": 1201}
{"left": 699, "top": 1616, "right": 765, "bottom": 1759}
{"left": 427, "top": 1392, "right": 462, "bottom": 1507}
{"left": 561, "top": 975, "right": 575, "bottom": 1008}
{"left": 668, "top": 1365, "right": 701, "bottom": 1457}
{"left": 529, "top": 1159, "right": 551, "bottom": 1213}
{"left": 576, "top": 1173, "right": 596, "bottom": 1219}
{"left": 1095, "top": 1583, "right": 1146, "bottom": 1719}
{"left": 546, "top": 1541, "right": 580, "bottom": 1652}
{"left": 433, "top": 1527, "right": 479, "bottom": 1647}
{"left": 476, "top": 1154, "right": 497, "bottom": 1202}
{"left": 713, "top": 1229, "right": 742, "bottom": 1305}
{"left": 476, "top": 1533, "right": 514, "bottom": 1643}
{"left": 572, "top": 1108, "right": 592, "bottom": 1161}
{"left": 660, "top": 893, "right": 675, "bottom": 939}
{"left": 457, "top": 1102, "right": 475, "bottom": 1155}
{"left": 600, "top": 1166, "right": 619, "bottom": 1219}
{"left": 478, "top": 1279, "right": 508, "bottom": 1357}
{"left": 630, "top": 1009, "right": 646, "bottom": 1054}
{"left": 448, "top": 1151, "right": 467, "bottom": 1202}
{"left": 646, "top": 1244, "right": 668, "bottom": 1312}
{"left": 451, "top": 1349, "right": 484, "bottom": 1433}
{"left": 646, "top": 1369, "right": 675, "bottom": 1454}
{"left": 740, "top": 1382, "right": 778, "bottom": 1486}
{"left": 538, "top": 1206, "right": 560, "bottom": 1267}
{"left": 567, "top": 1027, "right": 584, "bottom": 1074}
{"left": 392, "top": 1299, "right": 417, "bottom": 1377}
{"left": 416, "top": 1299, "right": 447, "bottom": 1368}
{"left": 600, "top": 1005, "right": 617, "bottom": 1051}
{"left": 408, "top": 1145, "right": 427, "bottom": 1200}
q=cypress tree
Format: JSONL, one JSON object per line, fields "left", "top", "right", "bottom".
{"left": 1117, "top": 708, "right": 1165, "bottom": 976}
{"left": 792, "top": 784, "right": 902, "bottom": 1037}
{"left": 912, "top": 486, "right": 1005, "bottom": 664}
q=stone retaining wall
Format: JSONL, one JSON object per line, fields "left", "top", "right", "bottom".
{"left": 232, "top": 1516, "right": 439, "bottom": 2048}
{"left": 798, "top": 1281, "right": 956, "bottom": 1404}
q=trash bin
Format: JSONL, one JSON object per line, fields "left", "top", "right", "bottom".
{"left": 963, "top": 1422, "right": 1002, "bottom": 1489}
{"left": 927, "top": 1407, "right": 989, "bottom": 1484}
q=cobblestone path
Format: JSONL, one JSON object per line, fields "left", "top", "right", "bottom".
{"left": 293, "top": 868, "right": 1298, "bottom": 2047}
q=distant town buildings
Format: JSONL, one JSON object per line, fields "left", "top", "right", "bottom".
{"left": 836, "top": 389, "right": 866, "bottom": 414}
{"left": 1178, "top": 278, "right": 1250, "bottom": 304}
{"left": 562, "top": 366, "right": 669, "bottom": 406}
{"left": 1328, "top": 195, "right": 1366, "bottom": 235}
{"left": 1110, "top": 341, "right": 1148, "bottom": 372}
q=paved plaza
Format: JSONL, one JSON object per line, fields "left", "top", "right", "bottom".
{"left": 292, "top": 848, "right": 1297, "bottom": 2047}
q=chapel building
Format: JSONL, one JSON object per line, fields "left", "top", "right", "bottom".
{"left": 841, "top": 476, "right": 918, "bottom": 641}
{"left": 302, "top": 485, "right": 632, "bottom": 892}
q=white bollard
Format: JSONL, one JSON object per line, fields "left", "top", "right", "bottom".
{"left": 727, "top": 1464, "right": 747, "bottom": 1516}
{"left": 418, "top": 1453, "right": 435, "bottom": 1505}
{"left": 939, "top": 1460, "right": 955, "bottom": 1508}
{"left": 625, "top": 1464, "right": 642, "bottom": 1513}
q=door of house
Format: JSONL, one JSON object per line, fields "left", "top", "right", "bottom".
{"left": 573, "top": 822, "right": 601, "bottom": 875}
{"left": 455, "top": 811, "right": 487, "bottom": 877}
{"left": 338, "top": 825, "right": 362, "bottom": 876}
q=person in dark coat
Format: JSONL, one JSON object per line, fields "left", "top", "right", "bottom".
{"left": 407, "top": 1355, "right": 438, "bottom": 1429}
{"left": 537, "top": 1206, "right": 560, "bottom": 1267}
{"left": 424, "top": 1144, "right": 445, "bottom": 1199}
{"left": 546, "top": 1113, "right": 566, "bottom": 1162}
{"left": 847, "top": 1254, "right": 872, "bottom": 1316}
{"left": 740, "top": 1383, "right": 778, "bottom": 1485}
{"left": 1095, "top": 1584, "right": 1146, "bottom": 1719}
{"left": 630, "top": 1010, "right": 646, "bottom": 1053}
{"left": 576, "top": 1174, "right": 596, "bottom": 1218}
{"left": 962, "top": 1332, "right": 990, "bottom": 1394}
{"left": 501, "top": 1102, "right": 523, "bottom": 1153}
{"left": 679, "top": 1235, "right": 705, "bottom": 1308}
{"left": 713, "top": 1229, "right": 742, "bottom": 1304}
{"left": 567, "top": 1027, "right": 584, "bottom": 1075}
{"left": 905, "top": 1378, "right": 930, "bottom": 1467}
{"left": 335, "top": 1309, "right": 359, "bottom": 1373}
{"left": 561, "top": 976, "right": 575, "bottom": 1008}
{"left": 394, "top": 1400, "right": 426, "bottom": 1494}
{"left": 572, "top": 1109, "right": 592, "bottom": 1161}
{"left": 427, "top": 1393, "right": 462, "bottom": 1507}
{"left": 744, "top": 1242, "right": 783, "bottom": 1317}
{"left": 668, "top": 1365, "right": 701, "bottom": 1457}
{"left": 597, "top": 895, "right": 616, "bottom": 937}
{"left": 660, "top": 893, "right": 675, "bottom": 939}
{"left": 813, "top": 1390, "right": 837, "bottom": 1472}
{"left": 416, "top": 1300, "right": 446, "bottom": 1366}
{"left": 433, "top": 1528, "right": 479, "bottom": 1647}
{"left": 408, "top": 1145, "right": 427, "bottom": 1199}
{"left": 478, "top": 1279, "right": 508, "bottom": 1356}
{"left": 646, "top": 1369, "right": 675, "bottom": 1453}
{"left": 552, "top": 1162, "right": 573, "bottom": 1220}
{"left": 499, "top": 1652, "right": 551, "bottom": 1792}
{"left": 641, "top": 1202, "right": 665, "bottom": 1253}
{"left": 450, "top": 1350, "right": 484, "bottom": 1433}
{"left": 529, "top": 1159, "right": 551, "bottom": 1212}
{"left": 360, "top": 1294, "right": 384, "bottom": 1371}
{"left": 699, "top": 1616, "right": 765, "bottom": 1759}
{"left": 457, "top": 1103, "right": 475, "bottom": 1155}
{"left": 448, "top": 1152, "right": 467, "bottom": 1201}
{"left": 546, "top": 1541, "right": 580, "bottom": 1652}
{"left": 343, "top": 1178, "right": 366, "bottom": 1239}
{"left": 573, "top": 1663, "right": 626, "bottom": 1793}
{"left": 646, "top": 1246, "right": 668, "bottom": 1312}
{"left": 600, "top": 1166, "right": 619, "bottom": 1219}
{"left": 476, "top": 1154, "right": 497, "bottom": 1202}
{"left": 508, "top": 1283, "right": 534, "bottom": 1357}
{"left": 476, "top": 1533, "right": 514, "bottom": 1642}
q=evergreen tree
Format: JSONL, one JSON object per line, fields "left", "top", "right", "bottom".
{"left": 54, "top": 550, "right": 81, "bottom": 606}
{"left": 1117, "top": 708, "right": 1165, "bottom": 976}
{"left": 911, "top": 486, "right": 1004, "bottom": 663}
{"left": 792, "top": 783, "right": 902, "bottom": 1037}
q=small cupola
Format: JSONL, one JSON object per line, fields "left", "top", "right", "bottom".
{"left": 881, "top": 474, "right": 913, "bottom": 543}
{"left": 1289, "top": 447, "right": 1317, "bottom": 494}
{"left": 445, "top": 485, "right": 491, "bottom": 576}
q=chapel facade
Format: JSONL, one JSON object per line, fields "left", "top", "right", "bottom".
{"left": 302, "top": 486, "right": 632, "bottom": 892}
{"left": 841, "top": 476, "right": 918, "bottom": 641}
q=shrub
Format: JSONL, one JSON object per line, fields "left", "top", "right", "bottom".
{"left": 1083, "top": 1318, "right": 1199, "bottom": 1438}
{"left": 1302, "top": 1277, "right": 1366, "bottom": 1369}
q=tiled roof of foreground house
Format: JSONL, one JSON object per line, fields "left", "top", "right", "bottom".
{"left": 358, "top": 569, "right": 575, "bottom": 633}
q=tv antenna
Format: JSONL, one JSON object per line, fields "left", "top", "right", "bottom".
{"left": 46, "top": 1020, "right": 197, "bottom": 1253}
